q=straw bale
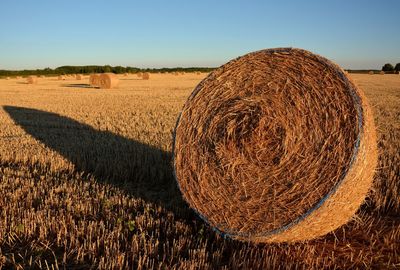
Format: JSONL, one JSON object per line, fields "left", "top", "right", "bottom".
{"left": 173, "top": 48, "right": 377, "bottom": 243}
{"left": 98, "top": 73, "right": 119, "bottom": 89}
{"left": 27, "top": 76, "right": 38, "bottom": 84}
{"left": 142, "top": 72, "right": 150, "bottom": 80}
{"left": 89, "top": 74, "right": 100, "bottom": 87}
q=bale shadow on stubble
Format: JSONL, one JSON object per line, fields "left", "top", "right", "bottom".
{"left": 62, "top": 83, "right": 94, "bottom": 88}
{"left": 3, "top": 106, "right": 187, "bottom": 213}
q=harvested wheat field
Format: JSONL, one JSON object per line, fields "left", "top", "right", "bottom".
{"left": 0, "top": 73, "right": 399, "bottom": 269}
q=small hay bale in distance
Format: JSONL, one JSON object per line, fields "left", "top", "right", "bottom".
{"left": 380, "top": 71, "right": 385, "bottom": 75}
{"left": 89, "top": 74, "right": 100, "bottom": 87}
{"left": 98, "top": 73, "right": 119, "bottom": 89}
{"left": 137, "top": 72, "right": 143, "bottom": 78}
{"left": 142, "top": 72, "right": 150, "bottom": 80}
{"left": 368, "top": 71, "right": 374, "bottom": 75}
{"left": 76, "top": 74, "right": 83, "bottom": 80}
{"left": 58, "top": 75, "right": 65, "bottom": 80}
{"left": 27, "top": 76, "right": 38, "bottom": 84}
{"left": 173, "top": 48, "right": 377, "bottom": 243}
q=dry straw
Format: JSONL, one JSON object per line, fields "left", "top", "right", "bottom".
{"left": 369, "top": 71, "right": 374, "bottom": 75}
{"left": 173, "top": 48, "right": 377, "bottom": 243}
{"left": 142, "top": 72, "right": 150, "bottom": 80}
{"left": 98, "top": 73, "right": 119, "bottom": 89}
{"left": 380, "top": 71, "right": 385, "bottom": 75}
{"left": 137, "top": 72, "right": 143, "bottom": 78}
{"left": 76, "top": 74, "right": 83, "bottom": 80}
{"left": 27, "top": 76, "right": 38, "bottom": 84}
{"left": 58, "top": 75, "right": 65, "bottom": 80}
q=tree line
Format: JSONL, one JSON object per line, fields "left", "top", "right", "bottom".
{"left": 381, "top": 63, "right": 400, "bottom": 73}
{"left": 0, "top": 65, "right": 215, "bottom": 77}
{"left": 1, "top": 62, "right": 399, "bottom": 77}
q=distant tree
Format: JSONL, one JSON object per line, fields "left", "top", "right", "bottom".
{"left": 113, "top": 66, "right": 126, "bottom": 74}
{"left": 382, "top": 63, "right": 394, "bottom": 72}
{"left": 395, "top": 63, "right": 400, "bottom": 72}
{"left": 103, "top": 65, "right": 112, "bottom": 73}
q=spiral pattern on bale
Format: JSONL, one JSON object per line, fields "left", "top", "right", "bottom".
{"left": 98, "top": 73, "right": 119, "bottom": 89}
{"left": 173, "top": 48, "right": 377, "bottom": 243}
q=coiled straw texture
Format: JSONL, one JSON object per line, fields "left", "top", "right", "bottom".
{"left": 173, "top": 48, "right": 377, "bottom": 243}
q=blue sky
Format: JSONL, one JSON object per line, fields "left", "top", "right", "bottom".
{"left": 1, "top": 0, "right": 399, "bottom": 70}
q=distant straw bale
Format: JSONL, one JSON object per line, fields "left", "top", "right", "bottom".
{"left": 76, "top": 74, "right": 83, "bottom": 80}
{"left": 173, "top": 48, "right": 377, "bottom": 243}
{"left": 380, "top": 71, "right": 385, "bottom": 75}
{"left": 27, "top": 76, "right": 38, "bottom": 84}
{"left": 142, "top": 72, "right": 150, "bottom": 80}
{"left": 58, "top": 75, "right": 65, "bottom": 80}
{"left": 89, "top": 74, "right": 100, "bottom": 87}
{"left": 368, "top": 71, "right": 374, "bottom": 75}
{"left": 98, "top": 73, "right": 119, "bottom": 89}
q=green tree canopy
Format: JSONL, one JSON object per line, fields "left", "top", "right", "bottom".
{"left": 382, "top": 63, "right": 394, "bottom": 71}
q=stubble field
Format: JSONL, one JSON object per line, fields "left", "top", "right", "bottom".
{"left": 0, "top": 73, "right": 399, "bottom": 269}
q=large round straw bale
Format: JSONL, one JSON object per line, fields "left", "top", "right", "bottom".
{"left": 98, "top": 73, "right": 119, "bottom": 89}
{"left": 137, "top": 72, "right": 143, "bottom": 78}
{"left": 27, "top": 76, "right": 38, "bottom": 84}
{"left": 58, "top": 75, "right": 65, "bottom": 80}
{"left": 142, "top": 72, "right": 150, "bottom": 80}
{"left": 173, "top": 48, "right": 377, "bottom": 243}
{"left": 368, "top": 71, "right": 374, "bottom": 75}
{"left": 89, "top": 74, "right": 100, "bottom": 87}
{"left": 379, "top": 71, "right": 385, "bottom": 75}
{"left": 5, "top": 77, "right": 10, "bottom": 80}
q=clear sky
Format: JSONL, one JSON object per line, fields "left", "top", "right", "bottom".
{"left": 1, "top": 0, "right": 399, "bottom": 70}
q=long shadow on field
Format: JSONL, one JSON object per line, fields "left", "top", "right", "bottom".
{"left": 62, "top": 83, "right": 94, "bottom": 88}
{"left": 3, "top": 106, "right": 186, "bottom": 211}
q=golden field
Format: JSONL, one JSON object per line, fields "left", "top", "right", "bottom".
{"left": 0, "top": 73, "right": 399, "bottom": 269}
